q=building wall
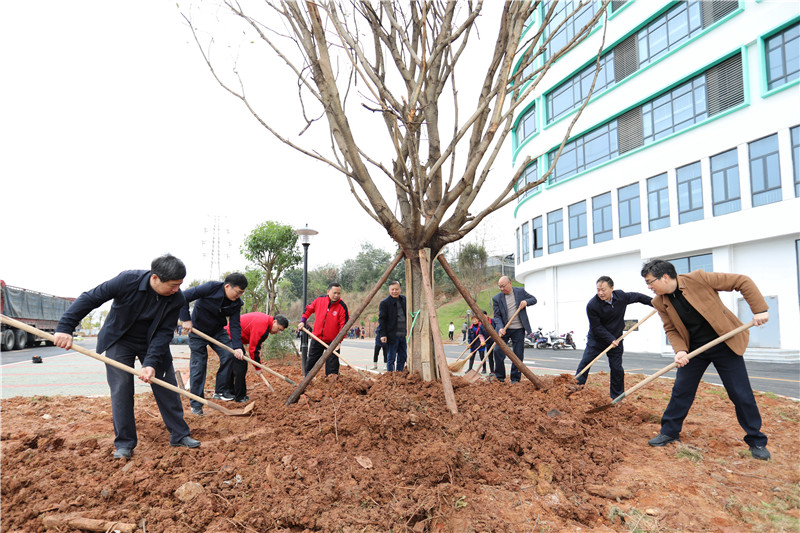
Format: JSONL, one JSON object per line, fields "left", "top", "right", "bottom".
{"left": 510, "top": 0, "right": 800, "bottom": 357}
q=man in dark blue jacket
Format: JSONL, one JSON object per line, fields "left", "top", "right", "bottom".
{"left": 180, "top": 273, "right": 247, "bottom": 415}
{"left": 492, "top": 276, "right": 537, "bottom": 383}
{"left": 574, "top": 275, "right": 653, "bottom": 398}
{"left": 379, "top": 281, "right": 407, "bottom": 372}
{"left": 54, "top": 254, "right": 200, "bottom": 459}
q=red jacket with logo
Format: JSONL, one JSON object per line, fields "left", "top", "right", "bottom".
{"left": 301, "top": 296, "right": 349, "bottom": 344}
{"left": 225, "top": 312, "right": 274, "bottom": 364}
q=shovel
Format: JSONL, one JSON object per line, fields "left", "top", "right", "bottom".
{"left": 576, "top": 309, "right": 657, "bottom": 379}
{"left": 190, "top": 327, "right": 297, "bottom": 385}
{"left": 446, "top": 336, "right": 480, "bottom": 372}
{"left": 586, "top": 321, "right": 754, "bottom": 414}
{"left": 0, "top": 315, "right": 254, "bottom": 416}
{"left": 463, "top": 342, "right": 498, "bottom": 383}
{"left": 301, "top": 326, "right": 373, "bottom": 379}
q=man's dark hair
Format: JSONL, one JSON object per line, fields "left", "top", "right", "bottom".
{"left": 151, "top": 254, "right": 186, "bottom": 282}
{"left": 641, "top": 259, "right": 678, "bottom": 280}
{"left": 388, "top": 280, "right": 401, "bottom": 288}
{"left": 274, "top": 314, "right": 289, "bottom": 329}
{"left": 596, "top": 275, "right": 614, "bottom": 287}
{"left": 328, "top": 282, "right": 341, "bottom": 290}
{"left": 225, "top": 272, "right": 248, "bottom": 290}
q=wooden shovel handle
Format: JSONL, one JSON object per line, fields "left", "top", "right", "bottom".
{"left": 576, "top": 309, "right": 657, "bottom": 378}
{"left": 611, "top": 321, "right": 755, "bottom": 405}
{"left": 0, "top": 315, "right": 243, "bottom": 416}
{"left": 190, "top": 327, "right": 296, "bottom": 385}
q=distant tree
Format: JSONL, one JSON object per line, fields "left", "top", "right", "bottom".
{"left": 457, "top": 243, "right": 489, "bottom": 301}
{"left": 241, "top": 268, "right": 268, "bottom": 313}
{"left": 306, "top": 264, "right": 340, "bottom": 300}
{"left": 283, "top": 268, "right": 304, "bottom": 301}
{"left": 241, "top": 221, "right": 302, "bottom": 315}
{"left": 340, "top": 243, "right": 393, "bottom": 292}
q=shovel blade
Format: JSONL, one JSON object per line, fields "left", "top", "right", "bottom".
{"left": 463, "top": 369, "right": 480, "bottom": 383}
{"left": 206, "top": 400, "right": 255, "bottom": 416}
{"left": 585, "top": 403, "right": 613, "bottom": 415}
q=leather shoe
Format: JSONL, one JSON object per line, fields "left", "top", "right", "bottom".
{"left": 171, "top": 436, "right": 201, "bottom": 448}
{"left": 750, "top": 446, "right": 771, "bottom": 461}
{"left": 234, "top": 395, "right": 250, "bottom": 403}
{"left": 113, "top": 448, "right": 133, "bottom": 459}
{"left": 648, "top": 433, "right": 680, "bottom": 447}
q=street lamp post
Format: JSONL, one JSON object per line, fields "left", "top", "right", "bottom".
{"left": 295, "top": 224, "right": 318, "bottom": 374}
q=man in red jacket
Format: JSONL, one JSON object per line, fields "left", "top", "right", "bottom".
{"left": 299, "top": 283, "right": 349, "bottom": 376}
{"left": 225, "top": 312, "right": 289, "bottom": 403}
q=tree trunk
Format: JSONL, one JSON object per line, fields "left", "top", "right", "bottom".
{"left": 403, "top": 248, "right": 437, "bottom": 380}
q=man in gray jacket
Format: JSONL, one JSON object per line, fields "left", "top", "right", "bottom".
{"left": 491, "top": 276, "right": 537, "bottom": 383}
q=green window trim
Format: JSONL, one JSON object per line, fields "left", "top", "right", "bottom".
{"left": 512, "top": 100, "right": 542, "bottom": 154}
{"left": 758, "top": 16, "right": 800, "bottom": 98}
{"left": 535, "top": 47, "right": 748, "bottom": 190}
{"left": 537, "top": 1, "right": 743, "bottom": 135}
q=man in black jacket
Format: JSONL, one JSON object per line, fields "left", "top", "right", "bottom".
{"left": 379, "top": 281, "right": 407, "bottom": 372}
{"left": 574, "top": 275, "right": 652, "bottom": 398}
{"left": 54, "top": 254, "right": 200, "bottom": 459}
{"left": 180, "top": 272, "right": 247, "bottom": 415}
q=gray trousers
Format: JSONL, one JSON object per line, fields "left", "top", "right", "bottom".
{"left": 105, "top": 343, "right": 190, "bottom": 450}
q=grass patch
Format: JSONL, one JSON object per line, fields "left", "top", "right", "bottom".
{"left": 675, "top": 445, "right": 703, "bottom": 463}
{"left": 741, "top": 488, "right": 800, "bottom": 533}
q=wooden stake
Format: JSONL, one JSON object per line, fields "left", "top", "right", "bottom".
{"left": 436, "top": 254, "right": 545, "bottom": 389}
{"left": 418, "top": 249, "right": 458, "bottom": 414}
{"left": 286, "top": 250, "right": 404, "bottom": 405}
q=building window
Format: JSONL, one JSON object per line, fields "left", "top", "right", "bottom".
{"left": 647, "top": 173, "right": 670, "bottom": 231}
{"left": 545, "top": 0, "right": 597, "bottom": 61}
{"left": 710, "top": 148, "right": 741, "bottom": 216}
{"left": 549, "top": 121, "right": 619, "bottom": 183}
{"left": 592, "top": 192, "right": 613, "bottom": 243}
{"left": 637, "top": 0, "right": 703, "bottom": 67}
{"left": 766, "top": 22, "right": 800, "bottom": 91}
{"left": 749, "top": 134, "right": 782, "bottom": 207}
{"left": 515, "top": 105, "right": 537, "bottom": 145}
{"left": 546, "top": 52, "right": 616, "bottom": 124}
{"left": 672, "top": 253, "right": 713, "bottom": 274}
{"left": 677, "top": 161, "right": 704, "bottom": 223}
{"left": 618, "top": 183, "right": 641, "bottom": 237}
{"left": 791, "top": 125, "right": 800, "bottom": 197}
{"left": 568, "top": 201, "right": 588, "bottom": 249}
{"left": 642, "top": 77, "right": 708, "bottom": 144}
{"left": 547, "top": 209, "right": 564, "bottom": 253}
{"left": 515, "top": 227, "right": 520, "bottom": 265}
{"left": 546, "top": 54, "right": 742, "bottom": 186}
{"left": 532, "top": 216, "right": 544, "bottom": 258}
{"left": 521, "top": 222, "right": 530, "bottom": 262}
{"left": 516, "top": 161, "right": 539, "bottom": 203}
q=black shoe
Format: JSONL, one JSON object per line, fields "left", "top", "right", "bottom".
{"left": 234, "top": 395, "right": 250, "bottom": 403}
{"left": 750, "top": 446, "right": 771, "bottom": 461}
{"left": 113, "top": 448, "right": 133, "bottom": 459}
{"left": 190, "top": 406, "right": 204, "bottom": 416}
{"left": 648, "top": 433, "right": 680, "bottom": 447}
{"left": 212, "top": 392, "right": 234, "bottom": 401}
{"left": 171, "top": 436, "right": 201, "bottom": 448}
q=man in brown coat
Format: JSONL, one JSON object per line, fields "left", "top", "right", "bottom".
{"left": 641, "top": 259, "right": 770, "bottom": 460}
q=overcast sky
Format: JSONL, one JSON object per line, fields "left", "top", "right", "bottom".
{"left": 1, "top": 1, "right": 513, "bottom": 298}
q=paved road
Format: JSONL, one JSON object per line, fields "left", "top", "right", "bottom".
{"left": 2, "top": 338, "right": 798, "bottom": 400}
{"left": 342, "top": 339, "right": 800, "bottom": 400}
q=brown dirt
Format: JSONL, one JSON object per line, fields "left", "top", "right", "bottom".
{"left": 2, "top": 355, "right": 799, "bottom": 532}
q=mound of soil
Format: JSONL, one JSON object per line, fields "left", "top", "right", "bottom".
{"left": 2, "top": 355, "right": 798, "bottom": 532}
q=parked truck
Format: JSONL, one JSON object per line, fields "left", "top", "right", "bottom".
{"left": 1, "top": 280, "right": 75, "bottom": 351}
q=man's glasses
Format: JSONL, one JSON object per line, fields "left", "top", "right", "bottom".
{"left": 644, "top": 276, "right": 661, "bottom": 287}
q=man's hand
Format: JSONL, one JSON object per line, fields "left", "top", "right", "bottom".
{"left": 519, "top": 301, "right": 528, "bottom": 309}
{"left": 181, "top": 321, "right": 193, "bottom": 334}
{"left": 139, "top": 366, "right": 155, "bottom": 383}
{"left": 380, "top": 336, "right": 387, "bottom": 343}
{"left": 499, "top": 328, "right": 507, "bottom": 336}
{"left": 674, "top": 351, "right": 689, "bottom": 368}
{"left": 233, "top": 348, "right": 244, "bottom": 360}
{"left": 53, "top": 332, "right": 73, "bottom": 350}
{"left": 753, "top": 312, "right": 769, "bottom": 326}
{"left": 611, "top": 340, "right": 620, "bottom": 348}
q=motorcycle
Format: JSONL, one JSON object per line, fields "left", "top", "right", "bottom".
{"left": 549, "top": 330, "right": 566, "bottom": 350}
{"left": 536, "top": 329, "right": 552, "bottom": 350}
{"left": 525, "top": 327, "right": 544, "bottom": 348}
{"left": 562, "top": 331, "right": 577, "bottom": 349}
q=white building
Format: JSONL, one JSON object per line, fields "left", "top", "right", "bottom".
{"left": 510, "top": 0, "right": 799, "bottom": 359}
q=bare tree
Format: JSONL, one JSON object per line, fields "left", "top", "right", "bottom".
{"left": 185, "top": 0, "right": 610, "bottom": 378}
